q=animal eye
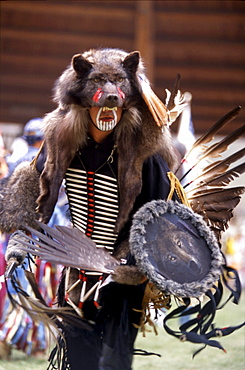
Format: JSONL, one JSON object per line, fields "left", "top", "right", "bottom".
{"left": 93, "top": 77, "right": 101, "bottom": 83}
{"left": 169, "top": 255, "right": 177, "bottom": 262}
{"left": 117, "top": 77, "right": 124, "bottom": 82}
{"left": 177, "top": 240, "right": 181, "bottom": 248}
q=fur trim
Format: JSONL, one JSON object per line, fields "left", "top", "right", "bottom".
{"left": 112, "top": 239, "right": 130, "bottom": 260}
{"left": 112, "top": 265, "right": 146, "bottom": 285}
{"left": 0, "top": 162, "right": 40, "bottom": 233}
{"left": 37, "top": 107, "right": 89, "bottom": 223}
{"left": 5, "top": 232, "right": 28, "bottom": 264}
{"left": 114, "top": 102, "right": 178, "bottom": 232}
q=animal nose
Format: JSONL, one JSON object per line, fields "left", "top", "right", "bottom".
{"left": 189, "top": 260, "right": 201, "bottom": 273}
{"left": 105, "top": 94, "right": 119, "bottom": 107}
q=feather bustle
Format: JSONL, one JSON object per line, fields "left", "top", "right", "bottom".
{"left": 180, "top": 106, "right": 241, "bottom": 163}
{"left": 198, "top": 125, "right": 245, "bottom": 163}
{"left": 180, "top": 123, "right": 245, "bottom": 183}
{"left": 186, "top": 162, "right": 245, "bottom": 194}
{"left": 189, "top": 186, "right": 244, "bottom": 237}
{"left": 186, "top": 148, "right": 245, "bottom": 188}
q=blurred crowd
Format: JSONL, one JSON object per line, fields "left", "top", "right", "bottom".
{"left": 221, "top": 217, "right": 245, "bottom": 288}
{"left": 0, "top": 118, "right": 70, "bottom": 361}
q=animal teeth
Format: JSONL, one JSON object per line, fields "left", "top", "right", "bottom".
{"left": 102, "top": 107, "right": 117, "bottom": 112}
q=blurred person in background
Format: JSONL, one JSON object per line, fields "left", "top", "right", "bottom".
{"left": 6, "top": 117, "right": 44, "bottom": 175}
{"left": 0, "top": 118, "right": 69, "bottom": 360}
{"left": 0, "top": 132, "right": 8, "bottom": 180}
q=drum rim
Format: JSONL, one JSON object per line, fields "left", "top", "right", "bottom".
{"left": 129, "top": 200, "right": 223, "bottom": 298}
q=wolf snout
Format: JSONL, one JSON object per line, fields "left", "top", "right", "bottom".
{"left": 188, "top": 259, "right": 201, "bottom": 273}
{"left": 104, "top": 94, "right": 119, "bottom": 107}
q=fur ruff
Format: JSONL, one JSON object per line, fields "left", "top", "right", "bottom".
{"left": 112, "top": 265, "right": 146, "bottom": 285}
{"left": 0, "top": 162, "right": 40, "bottom": 233}
{"left": 37, "top": 106, "right": 89, "bottom": 223}
{"left": 114, "top": 102, "right": 178, "bottom": 232}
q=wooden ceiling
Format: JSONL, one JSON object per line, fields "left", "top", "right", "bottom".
{"left": 1, "top": 1, "right": 244, "bottom": 136}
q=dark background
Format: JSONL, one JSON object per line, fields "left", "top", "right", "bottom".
{"left": 0, "top": 1, "right": 244, "bottom": 136}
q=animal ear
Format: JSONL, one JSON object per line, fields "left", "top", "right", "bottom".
{"left": 72, "top": 54, "right": 92, "bottom": 76}
{"left": 123, "top": 51, "right": 140, "bottom": 74}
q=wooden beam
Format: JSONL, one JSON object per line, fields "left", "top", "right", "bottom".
{"left": 135, "top": 1, "right": 154, "bottom": 82}
{"left": 1, "top": 1, "right": 133, "bottom": 19}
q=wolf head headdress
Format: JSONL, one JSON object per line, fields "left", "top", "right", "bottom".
{"left": 37, "top": 48, "right": 182, "bottom": 231}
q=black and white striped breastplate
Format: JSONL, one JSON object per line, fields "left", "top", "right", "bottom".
{"left": 65, "top": 167, "right": 119, "bottom": 253}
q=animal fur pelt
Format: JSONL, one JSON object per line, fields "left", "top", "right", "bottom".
{"left": 0, "top": 161, "right": 40, "bottom": 233}
{"left": 36, "top": 48, "right": 180, "bottom": 231}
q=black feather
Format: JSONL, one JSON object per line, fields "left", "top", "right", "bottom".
{"left": 176, "top": 106, "right": 241, "bottom": 177}
{"left": 180, "top": 122, "right": 245, "bottom": 183}
{"left": 184, "top": 148, "right": 245, "bottom": 190}
{"left": 186, "top": 162, "right": 245, "bottom": 194}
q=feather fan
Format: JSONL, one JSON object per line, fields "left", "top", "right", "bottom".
{"left": 14, "top": 222, "right": 119, "bottom": 274}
